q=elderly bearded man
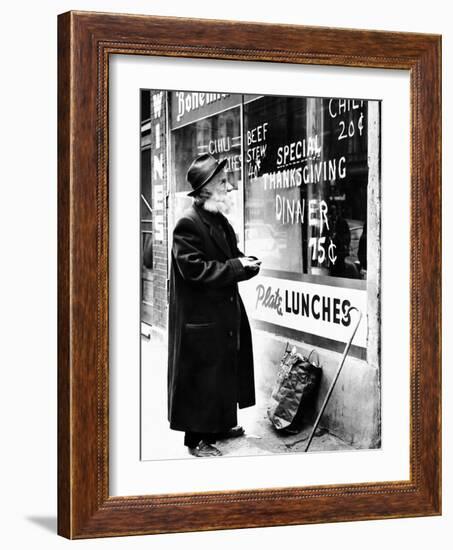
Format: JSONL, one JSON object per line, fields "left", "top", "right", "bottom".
{"left": 167, "top": 153, "right": 261, "bottom": 458}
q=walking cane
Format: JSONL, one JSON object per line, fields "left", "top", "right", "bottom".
{"left": 304, "top": 306, "right": 363, "bottom": 452}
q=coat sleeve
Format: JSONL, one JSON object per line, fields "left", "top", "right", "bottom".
{"left": 224, "top": 219, "right": 246, "bottom": 259}
{"left": 172, "top": 217, "right": 256, "bottom": 288}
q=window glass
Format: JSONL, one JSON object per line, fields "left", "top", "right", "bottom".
{"left": 171, "top": 103, "right": 242, "bottom": 235}
{"left": 243, "top": 96, "right": 369, "bottom": 282}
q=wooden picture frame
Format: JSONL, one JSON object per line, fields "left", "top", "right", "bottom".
{"left": 57, "top": 10, "right": 441, "bottom": 539}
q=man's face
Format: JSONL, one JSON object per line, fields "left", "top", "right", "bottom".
{"left": 205, "top": 171, "right": 231, "bottom": 196}
{"left": 201, "top": 170, "right": 233, "bottom": 214}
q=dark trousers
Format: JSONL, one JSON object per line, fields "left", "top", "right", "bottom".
{"left": 184, "top": 431, "right": 217, "bottom": 448}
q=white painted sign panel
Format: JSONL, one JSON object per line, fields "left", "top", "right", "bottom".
{"left": 240, "top": 275, "right": 367, "bottom": 348}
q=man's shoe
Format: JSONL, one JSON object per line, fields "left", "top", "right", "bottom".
{"left": 218, "top": 425, "right": 245, "bottom": 439}
{"left": 188, "top": 441, "right": 222, "bottom": 457}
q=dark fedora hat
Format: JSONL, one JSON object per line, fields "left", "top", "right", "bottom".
{"left": 186, "top": 153, "right": 227, "bottom": 197}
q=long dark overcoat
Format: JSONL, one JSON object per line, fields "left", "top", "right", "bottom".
{"left": 167, "top": 203, "right": 258, "bottom": 433}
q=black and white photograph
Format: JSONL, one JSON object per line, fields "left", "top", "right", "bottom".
{"left": 140, "top": 90, "right": 381, "bottom": 460}
{"left": 2, "top": 0, "right": 447, "bottom": 547}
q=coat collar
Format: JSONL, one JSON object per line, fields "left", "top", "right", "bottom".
{"left": 192, "top": 203, "right": 233, "bottom": 258}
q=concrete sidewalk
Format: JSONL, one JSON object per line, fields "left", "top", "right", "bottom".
{"left": 140, "top": 333, "right": 354, "bottom": 460}
{"left": 214, "top": 397, "right": 354, "bottom": 458}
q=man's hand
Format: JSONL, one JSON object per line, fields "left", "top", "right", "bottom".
{"left": 238, "top": 256, "right": 262, "bottom": 270}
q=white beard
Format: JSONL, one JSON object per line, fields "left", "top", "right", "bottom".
{"left": 201, "top": 190, "right": 232, "bottom": 216}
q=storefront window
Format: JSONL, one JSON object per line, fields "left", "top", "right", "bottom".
{"left": 169, "top": 93, "right": 243, "bottom": 237}
{"left": 243, "top": 95, "right": 369, "bottom": 283}
{"left": 162, "top": 90, "right": 377, "bottom": 357}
